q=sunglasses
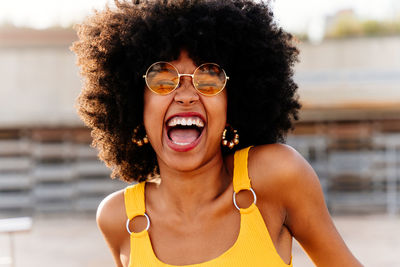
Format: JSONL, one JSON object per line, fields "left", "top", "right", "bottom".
{"left": 143, "top": 61, "right": 229, "bottom": 96}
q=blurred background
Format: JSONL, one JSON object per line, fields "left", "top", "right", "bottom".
{"left": 0, "top": 0, "right": 399, "bottom": 266}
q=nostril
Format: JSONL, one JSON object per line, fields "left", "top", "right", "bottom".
{"left": 174, "top": 92, "right": 199, "bottom": 104}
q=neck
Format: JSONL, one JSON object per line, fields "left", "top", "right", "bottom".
{"left": 153, "top": 152, "right": 232, "bottom": 218}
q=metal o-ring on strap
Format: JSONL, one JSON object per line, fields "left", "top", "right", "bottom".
{"left": 232, "top": 188, "right": 257, "bottom": 211}
{"left": 126, "top": 213, "right": 150, "bottom": 235}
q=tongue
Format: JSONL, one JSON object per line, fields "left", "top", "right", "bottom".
{"left": 169, "top": 128, "right": 199, "bottom": 144}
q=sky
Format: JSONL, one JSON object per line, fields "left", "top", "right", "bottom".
{"left": 0, "top": 0, "right": 399, "bottom": 34}
{"left": 272, "top": 0, "right": 399, "bottom": 33}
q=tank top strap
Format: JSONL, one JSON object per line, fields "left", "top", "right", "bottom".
{"left": 124, "top": 181, "right": 146, "bottom": 220}
{"left": 233, "top": 146, "right": 253, "bottom": 193}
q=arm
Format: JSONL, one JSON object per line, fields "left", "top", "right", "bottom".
{"left": 96, "top": 190, "right": 128, "bottom": 267}
{"left": 252, "top": 144, "right": 362, "bottom": 266}
{"left": 280, "top": 145, "right": 362, "bottom": 266}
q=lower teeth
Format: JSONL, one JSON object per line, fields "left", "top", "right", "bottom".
{"left": 172, "top": 141, "right": 191, "bottom": 146}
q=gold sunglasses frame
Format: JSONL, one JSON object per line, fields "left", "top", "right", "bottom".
{"left": 143, "top": 61, "right": 229, "bottom": 96}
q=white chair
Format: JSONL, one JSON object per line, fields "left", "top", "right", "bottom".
{"left": 0, "top": 217, "right": 32, "bottom": 267}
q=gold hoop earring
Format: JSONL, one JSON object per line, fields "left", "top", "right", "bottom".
{"left": 132, "top": 125, "right": 149, "bottom": 147}
{"left": 222, "top": 124, "right": 239, "bottom": 149}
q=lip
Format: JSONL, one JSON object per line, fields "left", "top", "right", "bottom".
{"left": 164, "top": 112, "right": 206, "bottom": 152}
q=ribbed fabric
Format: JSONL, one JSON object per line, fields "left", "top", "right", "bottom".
{"left": 125, "top": 181, "right": 146, "bottom": 219}
{"left": 124, "top": 146, "right": 292, "bottom": 266}
{"left": 233, "top": 146, "right": 252, "bottom": 193}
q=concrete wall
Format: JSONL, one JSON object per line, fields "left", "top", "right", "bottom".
{"left": 0, "top": 46, "right": 82, "bottom": 127}
{"left": 0, "top": 28, "right": 82, "bottom": 128}
{"left": 295, "top": 36, "right": 400, "bottom": 121}
{"left": 297, "top": 37, "right": 400, "bottom": 71}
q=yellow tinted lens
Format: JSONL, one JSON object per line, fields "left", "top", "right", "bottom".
{"left": 193, "top": 64, "right": 226, "bottom": 95}
{"left": 146, "top": 62, "right": 179, "bottom": 94}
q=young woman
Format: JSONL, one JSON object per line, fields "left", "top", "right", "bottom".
{"left": 72, "top": 0, "right": 362, "bottom": 266}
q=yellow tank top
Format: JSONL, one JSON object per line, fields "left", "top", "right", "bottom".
{"left": 124, "top": 146, "right": 293, "bottom": 266}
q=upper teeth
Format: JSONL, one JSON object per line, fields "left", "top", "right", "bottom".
{"left": 167, "top": 116, "right": 204, "bottom": 127}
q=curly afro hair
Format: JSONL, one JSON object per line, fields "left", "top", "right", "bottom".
{"left": 71, "top": 0, "right": 301, "bottom": 183}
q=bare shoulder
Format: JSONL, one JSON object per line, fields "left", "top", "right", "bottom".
{"left": 97, "top": 189, "right": 126, "bottom": 232}
{"left": 248, "top": 143, "right": 319, "bottom": 199}
{"left": 248, "top": 143, "right": 305, "bottom": 169}
{"left": 96, "top": 188, "right": 128, "bottom": 263}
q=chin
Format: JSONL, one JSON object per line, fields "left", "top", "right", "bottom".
{"left": 167, "top": 154, "right": 204, "bottom": 171}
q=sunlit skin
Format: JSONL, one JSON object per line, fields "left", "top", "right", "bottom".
{"left": 96, "top": 51, "right": 363, "bottom": 267}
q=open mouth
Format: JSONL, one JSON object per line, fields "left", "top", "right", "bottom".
{"left": 165, "top": 114, "right": 205, "bottom": 151}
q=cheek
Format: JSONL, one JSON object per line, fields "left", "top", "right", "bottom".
{"left": 218, "top": 94, "right": 228, "bottom": 133}
{"left": 215, "top": 91, "right": 228, "bottom": 119}
{"left": 143, "top": 91, "right": 168, "bottom": 141}
{"left": 205, "top": 92, "right": 228, "bottom": 130}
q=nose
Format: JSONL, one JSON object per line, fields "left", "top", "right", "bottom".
{"left": 173, "top": 75, "right": 199, "bottom": 104}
